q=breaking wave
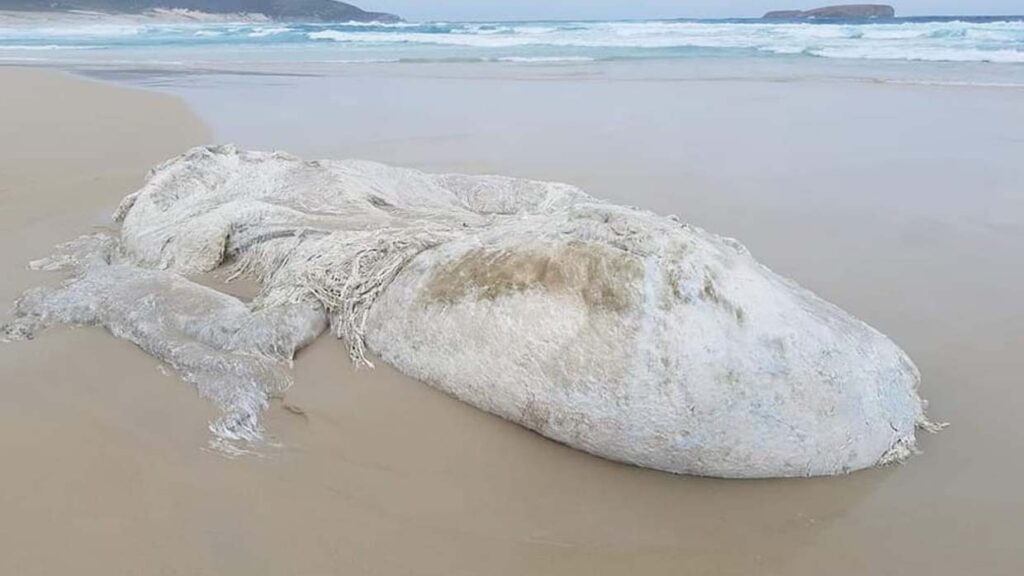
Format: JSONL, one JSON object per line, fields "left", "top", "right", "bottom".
{"left": 1, "top": 17, "right": 1022, "bottom": 64}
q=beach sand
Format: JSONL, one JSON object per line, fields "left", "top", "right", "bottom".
{"left": 1, "top": 67, "right": 1023, "bottom": 575}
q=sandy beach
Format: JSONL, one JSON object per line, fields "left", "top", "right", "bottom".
{"left": 2, "top": 65, "right": 1023, "bottom": 575}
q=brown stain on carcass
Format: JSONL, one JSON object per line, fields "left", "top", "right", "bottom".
{"left": 696, "top": 266, "right": 746, "bottom": 326}
{"left": 664, "top": 262, "right": 747, "bottom": 326}
{"left": 424, "top": 241, "right": 644, "bottom": 312}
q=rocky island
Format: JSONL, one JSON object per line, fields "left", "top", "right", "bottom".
{"left": 764, "top": 4, "right": 896, "bottom": 19}
{"left": 0, "top": 0, "right": 400, "bottom": 22}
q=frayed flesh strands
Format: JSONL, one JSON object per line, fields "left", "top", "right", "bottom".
{"left": 27, "top": 233, "right": 120, "bottom": 273}
{"left": 226, "top": 233, "right": 305, "bottom": 286}
{"left": 877, "top": 414, "right": 947, "bottom": 467}
{"left": 919, "top": 416, "right": 949, "bottom": 434}
{"left": 293, "top": 228, "right": 455, "bottom": 367}
{"left": 223, "top": 228, "right": 439, "bottom": 367}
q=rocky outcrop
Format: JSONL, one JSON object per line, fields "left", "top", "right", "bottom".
{"left": 764, "top": 4, "right": 896, "bottom": 19}
{"left": 0, "top": 0, "right": 401, "bottom": 22}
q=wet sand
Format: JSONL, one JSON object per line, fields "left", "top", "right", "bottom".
{"left": 2, "top": 66, "right": 1023, "bottom": 575}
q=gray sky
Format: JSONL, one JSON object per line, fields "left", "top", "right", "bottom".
{"left": 362, "top": 1, "right": 1024, "bottom": 21}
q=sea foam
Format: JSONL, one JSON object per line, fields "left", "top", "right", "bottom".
{"left": 2, "top": 18, "right": 1022, "bottom": 65}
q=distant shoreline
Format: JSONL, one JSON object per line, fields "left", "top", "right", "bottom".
{"left": 0, "top": 8, "right": 404, "bottom": 24}
{"left": 0, "top": 9, "right": 273, "bottom": 23}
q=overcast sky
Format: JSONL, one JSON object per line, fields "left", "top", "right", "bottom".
{"left": 362, "top": 1, "right": 1024, "bottom": 21}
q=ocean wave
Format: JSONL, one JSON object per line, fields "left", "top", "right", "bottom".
{"left": 0, "top": 44, "right": 99, "bottom": 50}
{"left": 316, "top": 58, "right": 402, "bottom": 64}
{"left": 1, "top": 18, "right": 1022, "bottom": 65}
{"left": 495, "top": 56, "right": 596, "bottom": 63}
{"left": 0, "top": 23, "right": 148, "bottom": 37}
{"left": 301, "top": 19, "right": 1024, "bottom": 63}
{"left": 247, "top": 26, "right": 293, "bottom": 38}
{"left": 809, "top": 46, "right": 1024, "bottom": 63}
{"left": 878, "top": 78, "right": 1024, "bottom": 88}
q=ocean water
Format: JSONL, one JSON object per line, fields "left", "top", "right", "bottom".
{"left": 1, "top": 16, "right": 1022, "bottom": 70}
